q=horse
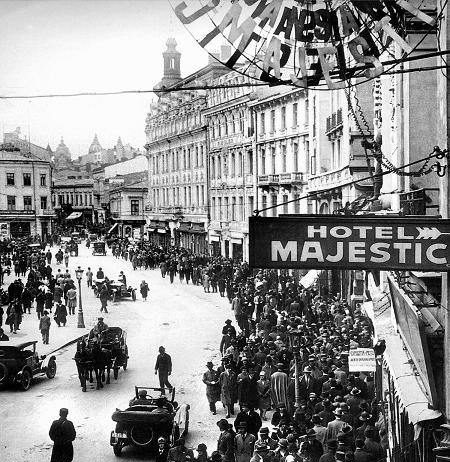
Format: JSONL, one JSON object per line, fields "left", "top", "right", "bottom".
{"left": 74, "top": 338, "right": 95, "bottom": 392}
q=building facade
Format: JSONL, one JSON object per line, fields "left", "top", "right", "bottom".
{"left": 109, "top": 173, "right": 147, "bottom": 238}
{"left": 204, "top": 69, "right": 259, "bottom": 260}
{"left": 250, "top": 87, "right": 309, "bottom": 219}
{"left": 0, "top": 145, "right": 54, "bottom": 239}
{"left": 145, "top": 38, "right": 227, "bottom": 252}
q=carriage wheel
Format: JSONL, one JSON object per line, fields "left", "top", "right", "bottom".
{"left": 20, "top": 370, "right": 32, "bottom": 391}
{"left": 46, "top": 359, "right": 57, "bottom": 379}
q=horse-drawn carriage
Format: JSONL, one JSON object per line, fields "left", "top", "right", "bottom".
{"left": 110, "top": 386, "right": 190, "bottom": 457}
{"left": 73, "top": 327, "right": 128, "bottom": 392}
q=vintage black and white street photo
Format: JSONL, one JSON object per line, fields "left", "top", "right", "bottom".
{"left": 0, "top": 1, "right": 450, "bottom": 462}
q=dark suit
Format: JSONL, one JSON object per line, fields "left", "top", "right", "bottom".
{"left": 156, "top": 447, "right": 169, "bottom": 462}
{"left": 218, "top": 430, "right": 236, "bottom": 462}
{"left": 49, "top": 418, "right": 76, "bottom": 462}
{"left": 298, "top": 374, "right": 319, "bottom": 401}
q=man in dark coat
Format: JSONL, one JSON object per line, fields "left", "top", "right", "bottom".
{"left": 217, "top": 419, "right": 235, "bottom": 462}
{"left": 49, "top": 408, "right": 76, "bottom": 462}
{"left": 155, "top": 345, "right": 173, "bottom": 392}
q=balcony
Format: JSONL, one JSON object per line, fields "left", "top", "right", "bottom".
{"left": 258, "top": 172, "right": 305, "bottom": 190}
{"left": 325, "top": 109, "right": 344, "bottom": 136}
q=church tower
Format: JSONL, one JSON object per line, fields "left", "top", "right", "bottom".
{"left": 160, "top": 38, "right": 182, "bottom": 88}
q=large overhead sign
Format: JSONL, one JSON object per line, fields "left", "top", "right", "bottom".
{"left": 172, "top": 0, "right": 436, "bottom": 89}
{"left": 249, "top": 216, "right": 450, "bottom": 271}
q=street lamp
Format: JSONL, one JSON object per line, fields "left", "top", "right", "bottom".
{"left": 288, "top": 328, "right": 302, "bottom": 410}
{"left": 75, "top": 266, "right": 85, "bottom": 328}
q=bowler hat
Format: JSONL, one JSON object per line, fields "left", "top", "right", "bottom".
{"left": 216, "top": 419, "right": 229, "bottom": 429}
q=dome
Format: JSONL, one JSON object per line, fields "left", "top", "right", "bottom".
{"left": 88, "top": 134, "right": 102, "bottom": 154}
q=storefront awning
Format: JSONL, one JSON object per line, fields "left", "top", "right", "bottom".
{"left": 107, "top": 223, "right": 118, "bottom": 234}
{"left": 299, "top": 269, "right": 322, "bottom": 289}
{"left": 66, "top": 212, "right": 82, "bottom": 220}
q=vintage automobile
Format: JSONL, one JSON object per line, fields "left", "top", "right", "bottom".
{"left": 110, "top": 386, "right": 189, "bottom": 457}
{"left": 0, "top": 340, "right": 57, "bottom": 391}
{"left": 110, "top": 282, "right": 136, "bottom": 302}
{"left": 92, "top": 241, "right": 107, "bottom": 256}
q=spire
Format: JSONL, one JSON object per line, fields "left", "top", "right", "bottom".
{"left": 46, "top": 143, "right": 52, "bottom": 153}
{"left": 161, "top": 37, "right": 182, "bottom": 87}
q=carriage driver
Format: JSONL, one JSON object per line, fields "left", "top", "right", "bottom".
{"left": 89, "top": 317, "right": 109, "bottom": 339}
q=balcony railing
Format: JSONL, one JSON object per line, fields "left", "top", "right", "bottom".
{"left": 259, "top": 172, "right": 305, "bottom": 186}
{"left": 325, "top": 109, "right": 344, "bottom": 135}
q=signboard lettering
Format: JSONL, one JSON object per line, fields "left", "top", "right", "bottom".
{"left": 173, "top": 0, "right": 436, "bottom": 88}
{"left": 249, "top": 216, "right": 450, "bottom": 271}
{"left": 348, "top": 348, "right": 376, "bottom": 372}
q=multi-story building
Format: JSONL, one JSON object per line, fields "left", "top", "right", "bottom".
{"left": 0, "top": 143, "right": 54, "bottom": 239}
{"left": 204, "top": 68, "right": 259, "bottom": 260}
{"left": 109, "top": 172, "right": 147, "bottom": 238}
{"left": 249, "top": 87, "right": 309, "bottom": 219}
{"left": 52, "top": 169, "right": 94, "bottom": 225}
{"left": 145, "top": 38, "right": 227, "bottom": 252}
{"left": 306, "top": 85, "right": 375, "bottom": 215}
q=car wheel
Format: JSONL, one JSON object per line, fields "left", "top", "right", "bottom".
{"left": 113, "top": 443, "right": 122, "bottom": 457}
{"left": 46, "top": 359, "right": 57, "bottom": 379}
{"left": 20, "top": 369, "right": 32, "bottom": 391}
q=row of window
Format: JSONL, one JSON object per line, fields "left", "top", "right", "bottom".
{"left": 6, "top": 172, "right": 47, "bottom": 187}
{"left": 259, "top": 101, "right": 308, "bottom": 134}
{"left": 153, "top": 185, "right": 206, "bottom": 209}
{"left": 6, "top": 195, "right": 47, "bottom": 211}
{"left": 56, "top": 193, "right": 93, "bottom": 207}
{"left": 152, "top": 145, "right": 205, "bottom": 175}
{"left": 210, "top": 151, "right": 253, "bottom": 179}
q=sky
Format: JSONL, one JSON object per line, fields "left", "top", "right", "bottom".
{"left": 0, "top": 0, "right": 210, "bottom": 157}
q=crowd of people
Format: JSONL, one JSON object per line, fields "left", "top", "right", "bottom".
{"left": 107, "top": 237, "right": 387, "bottom": 462}
{"left": 0, "top": 237, "right": 79, "bottom": 343}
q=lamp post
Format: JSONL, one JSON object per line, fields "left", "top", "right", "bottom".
{"left": 75, "top": 266, "right": 85, "bottom": 328}
{"left": 288, "top": 329, "right": 302, "bottom": 410}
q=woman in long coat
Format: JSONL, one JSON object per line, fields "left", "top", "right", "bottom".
{"left": 54, "top": 303, "right": 67, "bottom": 327}
{"left": 220, "top": 367, "right": 237, "bottom": 418}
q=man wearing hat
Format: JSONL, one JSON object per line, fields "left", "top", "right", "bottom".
{"left": 346, "top": 388, "right": 364, "bottom": 424}
{"left": 39, "top": 310, "right": 51, "bottom": 344}
{"left": 195, "top": 443, "right": 208, "bottom": 462}
{"left": 203, "top": 361, "right": 220, "bottom": 415}
{"left": 250, "top": 441, "right": 275, "bottom": 462}
{"left": 49, "top": 408, "right": 76, "bottom": 462}
{"left": 129, "top": 389, "right": 151, "bottom": 406}
{"left": 325, "top": 408, "right": 346, "bottom": 442}
{"left": 305, "top": 429, "right": 324, "bottom": 462}
{"left": 222, "top": 319, "right": 237, "bottom": 338}
{"left": 298, "top": 366, "right": 319, "bottom": 402}
{"left": 256, "top": 427, "right": 277, "bottom": 450}
{"left": 168, "top": 438, "right": 195, "bottom": 462}
{"left": 90, "top": 317, "right": 109, "bottom": 339}
{"left": 155, "top": 346, "right": 173, "bottom": 393}
{"left": 156, "top": 436, "right": 169, "bottom": 462}
{"left": 273, "top": 439, "right": 289, "bottom": 462}
{"left": 235, "top": 422, "right": 256, "bottom": 462}
{"left": 319, "top": 439, "right": 337, "bottom": 462}
{"left": 217, "top": 419, "right": 235, "bottom": 462}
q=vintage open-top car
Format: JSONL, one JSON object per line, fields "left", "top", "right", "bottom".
{"left": 110, "top": 282, "right": 136, "bottom": 302}
{"left": 92, "top": 241, "right": 106, "bottom": 256}
{"left": 110, "top": 386, "right": 189, "bottom": 457}
{"left": 0, "top": 340, "right": 57, "bottom": 391}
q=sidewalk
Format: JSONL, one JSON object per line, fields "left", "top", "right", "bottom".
{"left": 2, "top": 246, "right": 102, "bottom": 355}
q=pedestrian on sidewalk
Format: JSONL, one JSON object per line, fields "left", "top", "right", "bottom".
{"left": 36, "top": 289, "right": 46, "bottom": 319}
{"left": 45, "top": 290, "right": 54, "bottom": 313}
{"left": 64, "top": 251, "right": 69, "bottom": 268}
{"left": 203, "top": 361, "right": 220, "bottom": 415}
{"left": 160, "top": 260, "right": 167, "bottom": 278}
{"left": 54, "top": 303, "right": 67, "bottom": 327}
{"left": 140, "top": 280, "right": 149, "bottom": 301}
{"left": 39, "top": 310, "right": 51, "bottom": 344}
{"left": 99, "top": 283, "right": 109, "bottom": 313}
{"left": 86, "top": 267, "right": 93, "bottom": 288}
{"left": 155, "top": 345, "right": 173, "bottom": 393}
{"left": 67, "top": 286, "right": 77, "bottom": 315}
{"left": 49, "top": 408, "right": 76, "bottom": 462}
